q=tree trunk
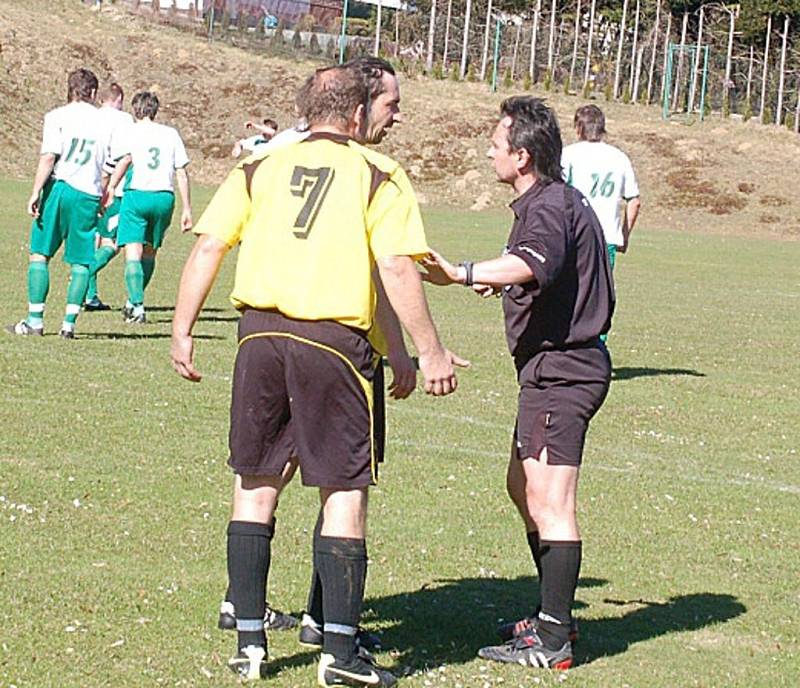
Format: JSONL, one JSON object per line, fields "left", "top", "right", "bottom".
{"left": 746, "top": 45, "right": 754, "bottom": 104}
{"left": 374, "top": 0, "right": 382, "bottom": 57}
{"left": 569, "top": 0, "right": 582, "bottom": 88}
{"left": 632, "top": 37, "right": 645, "bottom": 103}
{"left": 547, "top": 0, "right": 557, "bottom": 74}
{"left": 530, "top": 0, "right": 542, "bottom": 79}
{"left": 443, "top": 0, "right": 453, "bottom": 68}
{"left": 776, "top": 15, "right": 789, "bottom": 125}
{"left": 460, "top": 0, "right": 472, "bottom": 79}
{"left": 795, "top": 77, "right": 800, "bottom": 133}
{"left": 646, "top": 0, "right": 661, "bottom": 104}
{"left": 426, "top": 0, "right": 437, "bottom": 72}
{"left": 512, "top": 20, "right": 522, "bottom": 80}
{"left": 723, "top": 8, "right": 735, "bottom": 113}
{"left": 628, "top": 0, "right": 640, "bottom": 94}
{"left": 688, "top": 5, "right": 703, "bottom": 113}
{"left": 659, "top": 11, "right": 672, "bottom": 106}
{"left": 394, "top": 8, "right": 400, "bottom": 57}
{"left": 480, "top": 0, "right": 494, "bottom": 81}
{"left": 671, "top": 11, "right": 688, "bottom": 110}
{"left": 583, "top": 0, "right": 596, "bottom": 90}
{"left": 759, "top": 14, "right": 772, "bottom": 123}
{"left": 613, "top": 0, "right": 629, "bottom": 99}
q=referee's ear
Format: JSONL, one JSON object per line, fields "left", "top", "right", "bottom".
{"left": 353, "top": 103, "right": 367, "bottom": 140}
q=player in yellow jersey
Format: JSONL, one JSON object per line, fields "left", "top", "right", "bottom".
{"left": 171, "top": 63, "right": 465, "bottom": 685}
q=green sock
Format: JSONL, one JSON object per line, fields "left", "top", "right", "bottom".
{"left": 124, "top": 260, "right": 145, "bottom": 307}
{"left": 63, "top": 264, "right": 90, "bottom": 329}
{"left": 26, "top": 261, "right": 49, "bottom": 328}
{"left": 87, "top": 246, "right": 116, "bottom": 301}
{"left": 141, "top": 255, "right": 156, "bottom": 292}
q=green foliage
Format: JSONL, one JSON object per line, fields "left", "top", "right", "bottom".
{"left": 722, "top": 91, "right": 730, "bottom": 118}
{"left": 786, "top": 112, "right": 796, "bottom": 130}
{"left": 543, "top": 69, "right": 552, "bottom": 92}
{"left": 449, "top": 63, "right": 460, "bottom": 81}
{"left": 743, "top": 99, "right": 753, "bottom": 122}
{"left": 270, "top": 19, "right": 285, "bottom": 48}
{"left": 291, "top": 29, "right": 303, "bottom": 51}
{"left": 308, "top": 32, "right": 322, "bottom": 55}
{"left": 582, "top": 81, "right": 592, "bottom": 99}
{"left": 563, "top": 76, "right": 571, "bottom": 95}
{"left": 762, "top": 104, "right": 774, "bottom": 124}
{"left": 467, "top": 63, "right": 477, "bottom": 82}
{"left": 622, "top": 85, "right": 631, "bottom": 104}
{"left": 430, "top": 61, "right": 444, "bottom": 80}
{"left": 503, "top": 67, "right": 513, "bottom": 89}
{"left": 523, "top": 72, "right": 532, "bottom": 90}
{"left": 604, "top": 82, "right": 613, "bottom": 102}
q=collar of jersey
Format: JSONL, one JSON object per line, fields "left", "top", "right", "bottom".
{"left": 304, "top": 131, "right": 353, "bottom": 145}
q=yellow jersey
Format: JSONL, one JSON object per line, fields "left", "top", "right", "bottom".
{"left": 193, "top": 132, "right": 429, "bottom": 332}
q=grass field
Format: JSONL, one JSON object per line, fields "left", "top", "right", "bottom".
{"left": 1, "top": 176, "right": 798, "bottom": 688}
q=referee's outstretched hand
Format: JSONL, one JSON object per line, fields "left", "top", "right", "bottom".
{"left": 419, "top": 347, "right": 469, "bottom": 396}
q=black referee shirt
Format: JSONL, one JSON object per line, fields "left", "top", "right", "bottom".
{"left": 502, "top": 180, "right": 615, "bottom": 366}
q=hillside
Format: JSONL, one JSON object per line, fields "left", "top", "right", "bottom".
{"left": 1, "top": 0, "right": 798, "bottom": 237}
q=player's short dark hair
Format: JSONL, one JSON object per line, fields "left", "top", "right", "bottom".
{"left": 295, "top": 65, "right": 368, "bottom": 129}
{"left": 263, "top": 118, "right": 278, "bottom": 130}
{"left": 132, "top": 91, "right": 160, "bottom": 120}
{"left": 67, "top": 68, "right": 99, "bottom": 103}
{"left": 344, "top": 57, "right": 396, "bottom": 99}
{"left": 500, "top": 96, "right": 563, "bottom": 185}
{"left": 574, "top": 104, "right": 606, "bottom": 142}
{"left": 100, "top": 82, "right": 124, "bottom": 104}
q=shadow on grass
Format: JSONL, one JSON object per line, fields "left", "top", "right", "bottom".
{"left": 361, "top": 577, "right": 743, "bottom": 671}
{"left": 79, "top": 332, "right": 225, "bottom": 340}
{"left": 151, "top": 315, "right": 240, "bottom": 324}
{"left": 145, "top": 306, "right": 230, "bottom": 314}
{"left": 262, "top": 649, "right": 320, "bottom": 677}
{"left": 613, "top": 366, "right": 705, "bottom": 381}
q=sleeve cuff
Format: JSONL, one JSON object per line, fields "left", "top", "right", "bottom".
{"left": 507, "top": 246, "right": 546, "bottom": 295}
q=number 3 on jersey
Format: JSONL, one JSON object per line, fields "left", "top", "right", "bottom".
{"left": 290, "top": 166, "right": 335, "bottom": 239}
{"left": 147, "top": 147, "right": 161, "bottom": 170}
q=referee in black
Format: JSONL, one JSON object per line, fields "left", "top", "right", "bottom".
{"left": 422, "top": 96, "right": 614, "bottom": 670}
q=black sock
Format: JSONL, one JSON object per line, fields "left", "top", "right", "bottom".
{"left": 526, "top": 530, "right": 543, "bottom": 581}
{"left": 306, "top": 511, "right": 324, "bottom": 624}
{"left": 316, "top": 535, "right": 367, "bottom": 663}
{"left": 537, "top": 540, "right": 581, "bottom": 649}
{"left": 227, "top": 520, "right": 274, "bottom": 651}
{"left": 226, "top": 517, "right": 275, "bottom": 608}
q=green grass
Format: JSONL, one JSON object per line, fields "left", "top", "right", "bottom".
{"left": 0, "top": 175, "right": 798, "bottom": 687}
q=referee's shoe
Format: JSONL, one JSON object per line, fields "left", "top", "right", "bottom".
{"left": 318, "top": 652, "right": 397, "bottom": 687}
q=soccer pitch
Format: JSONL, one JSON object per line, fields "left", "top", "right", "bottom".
{"left": 0, "top": 176, "right": 798, "bottom": 687}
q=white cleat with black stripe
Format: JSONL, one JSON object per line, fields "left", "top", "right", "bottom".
{"left": 227, "top": 644, "right": 268, "bottom": 681}
{"left": 317, "top": 652, "right": 397, "bottom": 687}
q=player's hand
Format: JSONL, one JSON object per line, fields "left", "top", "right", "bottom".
{"left": 472, "top": 283, "right": 499, "bottom": 298}
{"left": 181, "top": 208, "right": 193, "bottom": 233}
{"left": 418, "top": 347, "right": 470, "bottom": 396}
{"left": 386, "top": 350, "right": 417, "bottom": 400}
{"left": 103, "top": 187, "right": 116, "bottom": 210}
{"left": 27, "top": 193, "right": 40, "bottom": 218}
{"left": 420, "top": 250, "right": 461, "bottom": 286}
{"left": 171, "top": 332, "right": 202, "bottom": 382}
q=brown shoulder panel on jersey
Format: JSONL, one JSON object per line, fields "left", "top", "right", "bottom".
{"left": 241, "top": 157, "right": 267, "bottom": 199}
{"left": 367, "top": 162, "right": 390, "bottom": 205}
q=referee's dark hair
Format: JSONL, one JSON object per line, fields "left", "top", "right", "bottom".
{"left": 500, "top": 96, "right": 563, "bottom": 185}
{"left": 574, "top": 104, "right": 606, "bottom": 142}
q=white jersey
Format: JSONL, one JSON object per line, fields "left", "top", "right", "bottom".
{"left": 42, "top": 102, "right": 111, "bottom": 197}
{"left": 561, "top": 140, "right": 640, "bottom": 247}
{"left": 112, "top": 119, "right": 189, "bottom": 192}
{"left": 249, "top": 127, "right": 308, "bottom": 155}
{"left": 97, "top": 106, "right": 134, "bottom": 197}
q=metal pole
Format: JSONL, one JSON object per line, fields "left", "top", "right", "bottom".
{"left": 699, "top": 45, "right": 709, "bottom": 122}
{"left": 339, "top": 0, "right": 349, "bottom": 64}
{"left": 208, "top": 3, "right": 215, "bottom": 40}
{"left": 491, "top": 17, "right": 501, "bottom": 92}
{"left": 662, "top": 43, "right": 673, "bottom": 120}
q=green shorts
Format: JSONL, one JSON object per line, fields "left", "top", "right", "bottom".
{"left": 96, "top": 196, "right": 122, "bottom": 241}
{"left": 117, "top": 189, "right": 175, "bottom": 249}
{"left": 607, "top": 243, "right": 617, "bottom": 271}
{"left": 29, "top": 179, "right": 100, "bottom": 266}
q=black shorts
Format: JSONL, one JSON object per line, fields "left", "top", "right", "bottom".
{"left": 513, "top": 345, "right": 611, "bottom": 466}
{"left": 228, "top": 309, "right": 377, "bottom": 488}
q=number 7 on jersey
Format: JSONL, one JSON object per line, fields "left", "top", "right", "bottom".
{"left": 290, "top": 166, "right": 335, "bottom": 239}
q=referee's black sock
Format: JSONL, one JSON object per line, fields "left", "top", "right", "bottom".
{"left": 316, "top": 535, "right": 367, "bottom": 663}
{"left": 526, "top": 530, "right": 543, "bottom": 582}
{"left": 225, "top": 517, "right": 276, "bottom": 607}
{"left": 305, "top": 511, "right": 324, "bottom": 625}
{"left": 227, "top": 520, "right": 274, "bottom": 651}
{"left": 537, "top": 540, "right": 581, "bottom": 650}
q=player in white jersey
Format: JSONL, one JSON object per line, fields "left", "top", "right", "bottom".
{"left": 105, "top": 91, "right": 192, "bottom": 324}
{"left": 561, "top": 105, "right": 640, "bottom": 341}
{"left": 231, "top": 118, "right": 279, "bottom": 157}
{"left": 6, "top": 68, "right": 111, "bottom": 339}
{"left": 85, "top": 82, "right": 135, "bottom": 312}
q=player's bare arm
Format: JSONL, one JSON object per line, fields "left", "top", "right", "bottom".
{"left": 27, "top": 153, "right": 57, "bottom": 217}
{"left": 421, "top": 250, "right": 534, "bottom": 288}
{"left": 373, "top": 270, "right": 416, "bottom": 400}
{"left": 620, "top": 196, "right": 642, "bottom": 253}
{"left": 376, "top": 254, "right": 468, "bottom": 397}
{"left": 175, "top": 166, "right": 193, "bottom": 231}
{"left": 171, "top": 234, "right": 229, "bottom": 382}
{"left": 104, "top": 154, "right": 131, "bottom": 207}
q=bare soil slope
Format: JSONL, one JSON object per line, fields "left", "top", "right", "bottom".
{"left": 2, "top": 0, "right": 798, "bottom": 237}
